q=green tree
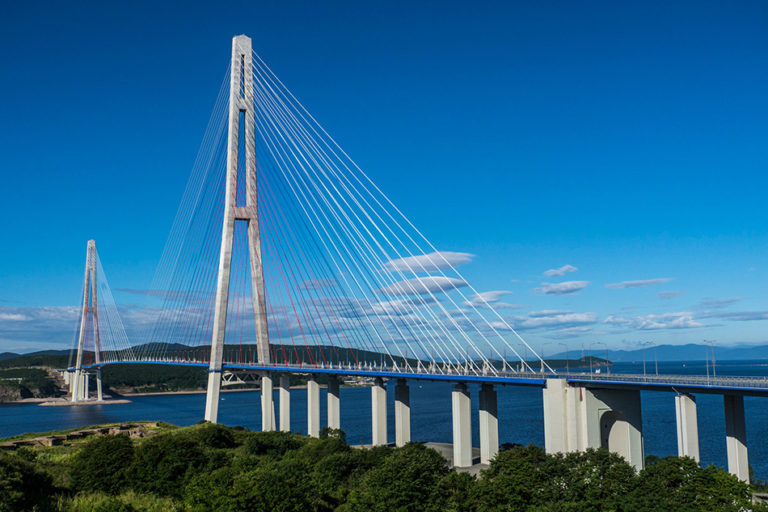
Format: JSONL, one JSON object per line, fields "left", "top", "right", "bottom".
{"left": 345, "top": 443, "right": 449, "bottom": 512}
{"left": 129, "top": 434, "right": 207, "bottom": 497}
{"left": 0, "top": 451, "right": 54, "bottom": 512}
{"left": 628, "top": 456, "right": 753, "bottom": 512}
{"left": 70, "top": 434, "right": 134, "bottom": 494}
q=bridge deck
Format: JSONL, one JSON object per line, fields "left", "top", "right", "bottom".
{"left": 68, "top": 360, "right": 768, "bottom": 396}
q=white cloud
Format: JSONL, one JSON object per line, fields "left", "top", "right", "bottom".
{"left": 544, "top": 264, "right": 578, "bottom": 277}
{"left": 605, "top": 311, "right": 703, "bottom": 330}
{"left": 377, "top": 276, "right": 468, "bottom": 296}
{"left": 463, "top": 290, "right": 512, "bottom": 308}
{"left": 0, "top": 313, "right": 29, "bottom": 321}
{"left": 535, "top": 281, "right": 589, "bottom": 295}
{"left": 517, "top": 312, "right": 598, "bottom": 329}
{"left": 382, "top": 251, "right": 474, "bottom": 273}
{"left": 528, "top": 309, "right": 573, "bottom": 318}
{"left": 605, "top": 278, "right": 673, "bottom": 289}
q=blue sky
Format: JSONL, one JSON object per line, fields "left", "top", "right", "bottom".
{"left": 1, "top": 1, "right": 766, "bottom": 353}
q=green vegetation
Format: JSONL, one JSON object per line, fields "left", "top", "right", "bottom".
{"left": 0, "top": 422, "right": 764, "bottom": 512}
{"left": 0, "top": 367, "right": 61, "bottom": 400}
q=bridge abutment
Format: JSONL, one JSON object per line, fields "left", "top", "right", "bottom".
{"left": 394, "top": 379, "right": 410, "bottom": 446}
{"left": 675, "top": 393, "right": 699, "bottom": 461}
{"left": 724, "top": 394, "right": 749, "bottom": 481}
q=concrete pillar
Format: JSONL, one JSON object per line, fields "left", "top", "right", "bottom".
{"left": 479, "top": 383, "right": 498, "bottom": 464}
{"left": 372, "top": 377, "right": 387, "bottom": 446}
{"left": 543, "top": 378, "right": 570, "bottom": 453}
{"left": 96, "top": 368, "right": 103, "bottom": 401}
{"left": 70, "top": 370, "right": 80, "bottom": 403}
{"left": 452, "top": 382, "right": 472, "bottom": 467}
{"left": 394, "top": 379, "right": 410, "bottom": 447}
{"left": 261, "top": 373, "right": 275, "bottom": 431}
{"left": 675, "top": 393, "right": 699, "bottom": 461}
{"left": 327, "top": 375, "right": 340, "bottom": 430}
{"left": 542, "top": 379, "right": 644, "bottom": 470}
{"left": 307, "top": 376, "right": 320, "bottom": 437}
{"left": 724, "top": 394, "right": 749, "bottom": 482}
{"left": 83, "top": 373, "right": 89, "bottom": 400}
{"left": 279, "top": 374, "right": 290, "bottom": 432}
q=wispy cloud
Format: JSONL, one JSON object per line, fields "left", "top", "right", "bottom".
{"left": 382, "top": 251, "right": 474, "bottom": 273}
{"left": 696, "top": 297, "right": 744, "bottom": 310}
{"left": 535, "top": 281, "right": 589, "bottom": 296}
{"left": 605, "top": 278, "right": 673, "bottom": 289}
{"left": 605, "top": 311, "right": 703, "bottom": 330}
{"left": 543, "top": 326, "right": 593, "bottom": 339}
{"left": 544, "top": 264, "right": 578, "bottom": 277}
{"left": 698, "top": 310, "right": 768, "bottom": 322}
{"left": 377, "top": 276, "right": 468, "bottom": 296}
{"left": 658, "top": 290, "right": 684, "bottom": 300}
{"left": 463, "top": 290, "right": 512, "bottom": 308}
{"left": 506, "top": 310, "right": 598, "bottom": 331}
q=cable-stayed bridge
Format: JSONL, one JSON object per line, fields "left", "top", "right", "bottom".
{"left": 64, "top": 35, "right": 765, "bottom": 478}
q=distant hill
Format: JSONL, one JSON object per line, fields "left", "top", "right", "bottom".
{"left": 550, "top": 343, "right": 768, "bottom": 363}
{"left": 0, "top": 352, "right": 19, "bottom": 361}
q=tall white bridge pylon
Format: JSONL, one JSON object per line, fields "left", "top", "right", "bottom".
{"left": 68, "top": 240, "right": 134, "bottom": 402}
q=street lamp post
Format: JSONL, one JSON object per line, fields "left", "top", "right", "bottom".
{"left": 540, "top": 342, "right": 552, "bottom": 373}
{"left": 590, "top": 342, "right": 606, "bottom": 375}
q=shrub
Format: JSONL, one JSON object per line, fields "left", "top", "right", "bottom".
{"left": 0, "top": 451, "right": 55, "bottom": 512}
{"left": 70, "top": 434, "right": 134, "bottom": 494}
{"left": 129, "top": 435, "right": 207, "bottom": 497}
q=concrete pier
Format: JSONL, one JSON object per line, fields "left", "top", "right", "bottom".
{"left": 543, "top": 378, "right": 644, "bottom": 470}
{"left": 724, "top": 394, "right": 749, "bottom": 481}
{"left": 479, "top": 383, "right": 498, "bottom": 464}
{"left": 307, "top": 377, "right": 320, "bottom": 437}
{"left": 328, "top": 375, "right": 340, "bottom": 430}
{"left": 394, "top": 379, "right": 411, "bottom": 447}
{"left": 372, "top": 377, "right": 387, "bottom": 445}
{"left": 279, "top": 374, "right": 290, "bottom": 432}
{"left": 96, "top": 369, "right": 103, "bottom": 401}
{"left": 674, "top": 393, "right": 699, "bottom": 461}
{"left": 261, "top": 373, "right": 274, "bottom": 431}
{"left": 452, "top": 382, "right": 472, "bottom": 467}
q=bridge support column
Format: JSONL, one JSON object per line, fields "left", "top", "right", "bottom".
{"left": 724, "top": 395, "right": 749, "bottom": 482}
{"left": 542, "top": 379, "right": 644, "bottom": 470}
{"left": 83, "top": 373, "right": 89, "bottom": 400}
{"left": 452, "top": 382, "right": 472, "bottom": 467}
{"left": 279, "top": 374, "right": 290, "bottom": 432}
{"left": 328, "top": 376, "right": 340, "bottom": 430}
{"left": 96, "top": 368, "right": 103, "bottom": 401}
{"left": 479, "top": 383, "right": 498, "bottom": 464}
{"left": 70, "top": 371, "right": 80, "bottom": 403}
{"left": 394, "top": 379, "right": 410, "bottom": 447}
{"left": 261, "top": 373, "right": 275, "bottom": 432}
{"left": 675, "top": 393, "right": 699, "bottom": 461}
{"left": 372, "top": 377, "right": 387, "bottom": 445}
{"left": 307, "top": 376, "right": 320, "bottom": 437}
